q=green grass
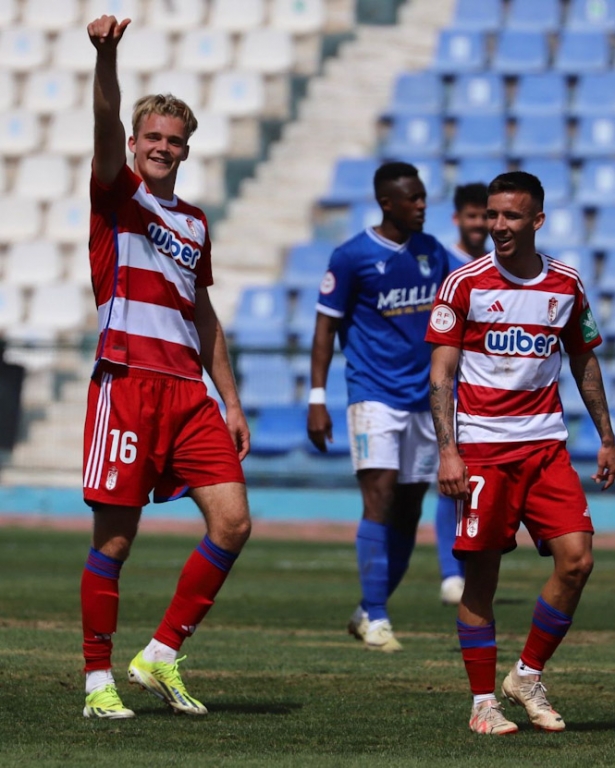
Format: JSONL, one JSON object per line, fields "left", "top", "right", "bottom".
{"left": 1, "top": 528, "right": 615, "bottom": 767}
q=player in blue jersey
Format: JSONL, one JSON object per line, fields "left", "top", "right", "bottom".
{"left": 438, "top": 183, "right": 489, "bottom": 606}
{"left": 307, "top": 162, "right": 450, "bottom": 651}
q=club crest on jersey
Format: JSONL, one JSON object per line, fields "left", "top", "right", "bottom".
{"left": 106, "top": 466, "right": 118, "bottom": 491}
{"left": 580, "top": 307, "right": 599, "bottom": 342}
{"left": 430, "top": 304, "right": 456, "bottom": 332}
{"left": 320, "top": 271, "right": 336, "bottom": 295}
{"left": 548, "top": 297, "right": 558, "bottom": 323}
{"left": 148, "top": 222, "right": 201, "bottom": 269}
{"left": 467, "top": 513, "right": 479, "bottom": 538}
{"left": 417, "top": 254, "right": 431, "bottom": 277}
{"left": 375, "top": 260, "right": 386, "bottom": 274}
{"left": 186, "top": 217, "right": 198, "bottom": 239}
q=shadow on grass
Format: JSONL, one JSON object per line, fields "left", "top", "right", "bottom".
{"left": 494, "top": 598, "right": 528, "bottom": 605}
{"left": 207, "top": 702, "right": 303, "bottom": 715}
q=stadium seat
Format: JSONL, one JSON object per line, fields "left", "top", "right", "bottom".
{"left": 571, "top": 73, "right": 615, "bottom": 117}
{"left": 149, "top": 0, "right": 206, "bottom": 31}
{"left": 3, "top": 240, "right": 62, "bottom": 286}
{"left": 558, "top": 369, "right": 586, "bottom": 418}
{"left": 448, "top": 114, "right": 507, "bottom": 158}
{"left": 491, "top": 30, "right": 549, "bottom": 74}
{"left": 250, "top": 405, "right": 306, "bottom": 454}
{"left": 536, "top": 205, "right": 585, "bottom": 249}
{"left": 380, "top": 115, "right": 444, "bottom": 159}
{"left": 45, "top": 197, "right": 90, "bottom": 244}
{"left": 432, "top": 29, "right": 487, "bottom": 74}
{"left": 576, "top": 160, "right": 615, "bottom": 207}
{"left": 519, "top": 158, "right": 571, "bottom": 205}
{"left": 452, "top": 0, "right": 503, "bottom": 32}
{"left": 270, "top": 0, "right": 325, "bottom": 34}
{"left": 209, "top": 71, "right": 265, "bottom": 117}
{"left": 0, "top": 0, "right": 17, "bottom": 27}
{"left": 509, "top": 73, "right": 568, "bottom": 117}
{"left": 320, "top": 365, "right": 347, "bottom": 409}
{"left": 0, "top": 197, "right": 42, "bottom": 242}
{"left": 0, "top": 158, "right": 5, "bottom": 192}
{"left": 553, "top": 31, "right": 610, "bottom": 74}
{"left": 455, "top": 157, "right": 507, "bottom": 186}
{"left": 425, "top": 200, "right": 457, "bottom": 247}
{"left": 571, "top": 116, "right": 615, "bottom": 159}
{"left": 385, "top": 71, "right": 445, "bottom": 117}
{"left": 0, "top": 68, "right": 15, "bottom": 110}
{"left": 65, "top": 244, "right": 92, "bottom": 288}
{"left": 446, "top": 73, "right": 505, "bottom": 117}
{"left": 304, "top": 405, "right": 350, "bottom": 455}
{"left": 238, "top": 29, "right": 295, "bottom": 75}
{"left": 566, "top": 0, "right": 615, "bottom": 31}
{"left": 174, "top": 159, "right": 209, "bottom": 203}
{"left": 236, "top": 352, "right": 290, "bottom": 377}
{"left": 27, "top": 282, "right": 87, "bottom": 332}
{"left": 187, "top": 111, "right": 230, "bottom": 158}
{"left": 47, "top": 109, "right": 94, "bottom": 157}
{"left": 210, "top": 0, "right": 265, "bottom": 32}
{"left": 239, "top": 366, "right": 295, "bottom": 409}
{"left": 506, "top": 0, "right": 561, "bottom": 32}
{"left": 22, "top": 0, "right": 79, "bottom": 31}
{"left": 509, "top": 115, "right": 568, "bottom": 159}
{"left": 14, "top": 154, "right": 72, "bottom": 202}
{"left": 118, "top": 28, "right": 171, "bottom": 74}
{"left": 282, "top": 241, "right": 333, "bottom": 291}
{"left": 148, "top": 71, "right": 201, "bottom": 109}
{"left": 0, "top": 284, "right": 24, "bottom": 330}
{"left": 231, "top": 285, "right": 288, "bottom": 349}
{"left": 320, "top": 158, "right": 380, "bottom": 207}
{"left": 547, "top": 247, "right": 595, "bottom": 284}
{"left": 413, "top": 158, "right": 446, "bottom": 201}
{"left": 597, "top": 251, "right": 615, "bottom": 292}
{"left": 22, "top": 70, "right": 79, "bottom": 114}
{"left": 0, "top": 109, "right": 40, "bottom": 156}
{"left": 346, "top": 201, "right": 381, "bottom": 238}
{"left": 53, "top": 29, "right": 94, "bottom": 73}
{"left": 568, "top": 412, "right": 601, "bottom": 461}
{"left": 84, "top": 0, "right": 143, "bottom": 25}
{"left": 589, "top": 206, "right": 615, "bottom": 249}
{"left": 175, "top": 29, "right": 232, "bottom": 74}
{"left": 0, "top": 26, "right": 47, "bottom": 71}
{"left": 288, "top": 286, "right": 319, "bottom": 348}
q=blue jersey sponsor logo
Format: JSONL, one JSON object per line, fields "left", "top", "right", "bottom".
{"left": 485, "top": 326, "right": 558, "bottom": 357}
{"left": 148, "top": 222, "right": 201, "bottom": 269}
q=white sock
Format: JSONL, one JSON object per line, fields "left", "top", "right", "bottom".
{"left": 85, "top": 668, "right": 115, "bottom": 694}
{"left": 517, "top": 659, "right": 542, "bottom": 677}
{"left": 142, "top": 638, "right": 178, "bottom": 664}
{"left": 473, "top": 693, "right": 496, "bottom": 707}
{"left": 367, "top": 618, "right": 390, "bottom": 631}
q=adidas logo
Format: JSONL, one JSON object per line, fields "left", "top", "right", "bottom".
{"left": 487, "top": 300, "right": 504, "bottom": 312}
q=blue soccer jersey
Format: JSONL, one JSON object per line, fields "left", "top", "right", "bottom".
{"left": 317, "top": 227, "right": 450, "bottom": 411}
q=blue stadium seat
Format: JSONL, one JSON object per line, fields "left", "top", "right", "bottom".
{"left": 319, "top": 158, "right": 380, "bottom": 207}
{"left": 553, "top": 31, "right": 610, "bottom": 74}
{"left": 303, "top": 406, "right": 350, "bottom": 455}
{"left": 413, "top": 158, "right": 446, "bottom": 201}
{"left": 231, "top": 285, "right": 288, "bottom": 349}
{"left": 597, "top": 250, "right": 615, "bottom": 293}
{"left": 509, "top": 115, "right": 568, "bottom": 159}
{"left": 587, "top": 206, "right": 615, "bottom": 249}
{"left": 571, "top": 116, "right": 615, "bottom": 159}
{"left": 491, "top": 30, "right": 549, "bottom": 75}
{"left": 568, "top": 412, "right": 601, "bottom": 461}
{"left": 447, "top": 73, "right": 505, "bottom": 117}
{"left": 237, "top": 352, "right": 289, "bottom": 376}
{"left": 452, "top": 0, "right": 503, "bottom": 31}
{"left": 455, "top": 157, "right": 507, "bottom": 186}
{"left": 575, "top": 160, "right": 615, "bottom": 207}
{"left": 506, "top": 0, "right": 561, "bottom": 32}
{"left": 288, "top": 286, "right": 320, "bottom": 349}
{"left": 509, "top": 73, "right": 568, "bottom": 117}
{"left": 519, "top": 158, "right": 571, "bottom": 205}
{"left": 298, "top": 364, "right": 347, "bottom": 409}
{"left": 536, "top": 205, "right": 585, "bottom": 249}
{"left": 566, "top": 0, "right": 615, "bottom": 31}
{"left": 425, "top": 201, "right": 457, "bottom": 248}
{"left": 571, "top": 73, "right": 615, "bottom": 117}
{"left": 384, "top": 71, "right": 445, "bottom": 117}
{"left": 239, "top": 362, "right": 296, "bottom": 409}
{"left": 250, "top": 405, "right": 306, "bottom": 454}
{"left": 448, "top": 115, "right": 507, "bottom": 158}
{"left": 432, "top": 30, "right": 487, "bottom": 75}
{"left": 547, "top": 246, "right": 596, "bottom": 285}
{"left": 282, "top": 240, "right": 332, "bottom": 291}
{"left": 347, "top": 201, "right": 381, "bottom": 239}
{"left": 380, "top": 114, "right": 444, "bottom": 158}
{"left": 558, "top": 369, "right": 586, "bottom": 418}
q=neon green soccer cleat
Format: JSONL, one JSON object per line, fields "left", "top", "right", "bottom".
{"left": 83, "top": 684, "right": 135, "bottom": 719}
{"left": 127, "top": 651, "right": 208, "bottom": 715}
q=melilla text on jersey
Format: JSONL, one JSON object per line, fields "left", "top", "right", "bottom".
{"left": 377, "top": 282, "right": 438, "bottom": 317}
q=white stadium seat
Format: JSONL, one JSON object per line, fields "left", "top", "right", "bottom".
{"left": 45, "top": 197, "right": 89, "bottom": 243}
{"left": 0, "top": 197, "right": 42, "bottom": 242}
{"left": 27, "top": 282, "right": 87, "bottom": 332}
{"left": 80, "top": 71, "right": 143, "bottom": 114}
{"left": 148, "top": 71, "right": 202, "bottom": 108}
{"left": 74, "top": 156, "right": 93, "bottom": 198}
{"left": 85, "top": 0, "right": 144, "bottom": 26}
{"left": 175, "top": 159, "right": 208, "bottom": 202}
{"left": 47, "top": 109, "right": 94, "bottom": 157}
{"left": 65, "top": 244, "right": 93, "bottom": 288}
{"left": 117, "top": 27, "right": 171, "bottom": 73}
{"left": 14, "top": 154, "right": 72, "bottom": 202}
{"left": 4, "top": 240, "right": 63, "bottom": 286}
{"left": 23, "top": 70, "right": 79, "bottom": 114}
{"left": 187, "top": 110, "right": 230, "bottom": 157}
{"left": 238, "top": 28, "right": 295, "bottom": 74}
{"left": 149, "top": 0, "right": 206, "bottom": 31}
{"left": 0, "top": 109, "right": 41, "bottom": 156}
{"left": 0, "top": 26, "right": 47, "bottom": 72}
{"left": 0, "top": 158, "right": 5, "bottom": 192}
{"left": 53, "top": 28, "right": 95, "bottom": 73}
{"left": 0, "top": 68, "right": 15, "bottom": 111}
{"left": 22, "top": 0, "right": 80, "bottom": 32}
{"left": 210, "top": 0, "right": 265, "bottom": 32}
{"left": 0, "top": 285, "right": 24, "bottom": 330}
{"left": 175, "top": 29, "right": 232, "bottom": 74}
{"left": 271, "top": 0, "right": 325, "bottom": 33}
{"left": 0, "top": 0, "right": 18, "bottom": 28}
{"left": 209, "top": 70, "right": 265, "bottom": 117}
{"left": 2, "top": 324, "right": 58, "bottom": 370}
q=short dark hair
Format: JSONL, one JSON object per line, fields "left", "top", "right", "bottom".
{"left": 453, "top": 182, "right": 488, "bottom": 212}
{"left": 488, "top": 171, "right": 545, "bottom": 210}
{"left": 374, "top": 161, "right": 419, "bottom": 198}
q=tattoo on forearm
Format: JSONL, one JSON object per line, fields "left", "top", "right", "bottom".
{"left": 575, "top": 355, "right": 615, "bottom": 441}
{"left": 430, "top": 379, "right": 456, "bottom": 450}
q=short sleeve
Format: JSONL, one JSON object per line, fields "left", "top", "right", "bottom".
{"left": 560, "top": 284, "right": 602, "bottom": 355}
{"left": 195, "top": 218, "right": 213, "bottom": 288}
{"left": 315, "top": 245, "right": 354, "bottom": 318}
{"left": 90, "top": 164, "right": 140, "bottom": 214}
{"left": 425, "top": 284, "right": 468, "bottom": 348}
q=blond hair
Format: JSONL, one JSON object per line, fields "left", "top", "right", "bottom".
{"left": 131, "top": 94, "right": 198, "bottom": 140}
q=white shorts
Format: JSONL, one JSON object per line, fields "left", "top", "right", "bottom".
{"left": 347, "top": 401, "right": 438, "bottom": 483}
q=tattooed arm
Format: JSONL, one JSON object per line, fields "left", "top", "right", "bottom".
{"left": 569, "top": 350, "right": 615, "bottom": 490}
{"left": 430, "top": 344, "right": 470, "bottom": 499}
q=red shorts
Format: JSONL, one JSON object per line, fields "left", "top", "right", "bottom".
{"left": 453, "top": 442, "right": 593, "bottom": 558}
{"left": 83, "top": 364, "right": 245, "bottom": 508}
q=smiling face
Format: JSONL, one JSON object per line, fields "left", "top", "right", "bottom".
{"left": 128, "top": 112, "right": 189, "bottom": 199}
{"left": 487, "top": 190, "right": 545, "bottom": 264}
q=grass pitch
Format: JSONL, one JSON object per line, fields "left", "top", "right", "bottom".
{"left": 1, "top": 527, "right": 615, "bottom": 767}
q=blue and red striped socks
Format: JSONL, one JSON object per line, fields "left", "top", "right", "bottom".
{"left": 457, "top": 619, "right": 497, "bottom": 695}
{"left": 520, "top": 596, "right": 572, "bottom": 672}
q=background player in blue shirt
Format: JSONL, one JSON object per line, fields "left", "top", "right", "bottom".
{"left": 307, "top": 162, "right": 450, "bottom": 651}
{"left": 438, "top": 183, "right": 489, "bottom": 606}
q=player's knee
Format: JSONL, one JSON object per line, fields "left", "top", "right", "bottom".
{"left": 560, "top": 550, "right": 593, "bottom": 588}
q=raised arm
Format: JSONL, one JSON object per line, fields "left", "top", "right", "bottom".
{"left": 195, "top": 287, "right": 249, "bottom": 460}
{"left": 429, "top": 343, "right": 469, "bottom": 499}
{"left": 307, "top": 312, "right": 340, "bottom": 452}
{"left": 87, "top": 15, "right": 131, "bottom": 185}
{"left": 569, "top": 350, "right": 615, "bottom": 490}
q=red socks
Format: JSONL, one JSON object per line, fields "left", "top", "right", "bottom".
{"left": 81, "top": 548, "right": 123, "bottom": 672}
{"left": 457, "top": 620, "right": 497, "bottom": 694}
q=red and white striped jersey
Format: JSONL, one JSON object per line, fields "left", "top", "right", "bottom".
{"left": 425, "top": 251, "right": 602, "bottom": 463}
{"left": 89, "top": 164, "right": 213, "bottom": 381}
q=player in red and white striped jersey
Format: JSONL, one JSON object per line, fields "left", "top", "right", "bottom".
{"left": 80, "top": 16, "right": 251, "bottom": 720}
{"left": 427, "top": 172, "right": 615, "bottom": 736}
